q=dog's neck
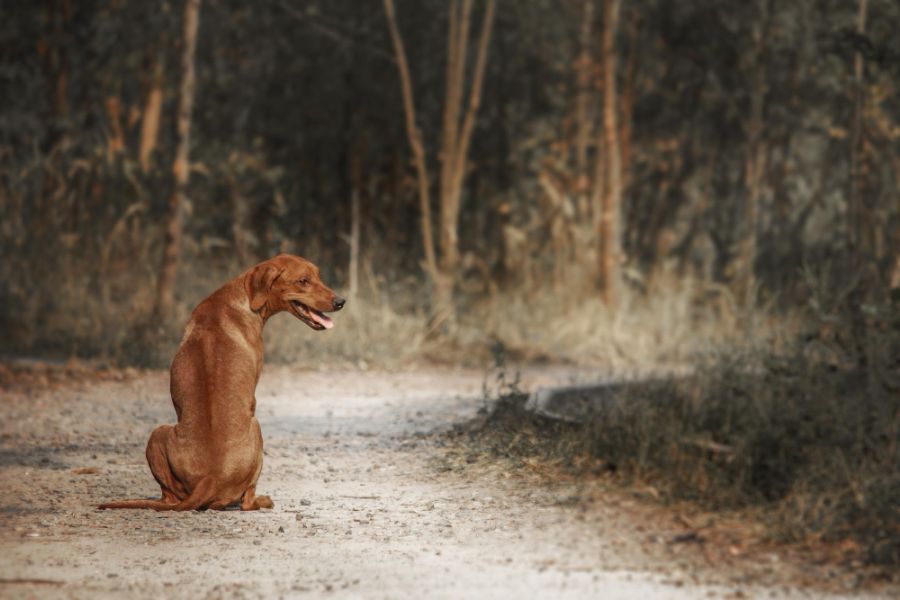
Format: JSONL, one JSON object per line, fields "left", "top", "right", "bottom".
{"left": 201, "top": 279, "right": 271, "bottom": 337}
{"left": 238, "top": 273, "right": 280, "bottom": 326}
{"left": 247, "top": 295, "right": 277, "bottom": 326}
{"left": 236, "top": 281, "right": 272, "bottom": 331}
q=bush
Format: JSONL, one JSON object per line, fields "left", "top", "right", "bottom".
{"left": 465, "top": 281, "right": 900, "bottom": 566}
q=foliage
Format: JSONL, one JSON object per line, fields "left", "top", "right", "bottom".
{"left": 465, "top": 276, "right": 900, "bottom": 565}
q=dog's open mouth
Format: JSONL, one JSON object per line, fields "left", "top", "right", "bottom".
{"left": 290, "top": 300, "right": 334, "bottom": 330}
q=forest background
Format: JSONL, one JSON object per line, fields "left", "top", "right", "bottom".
{"left": 1, "top": 0, "right": 899, "bottom": 566}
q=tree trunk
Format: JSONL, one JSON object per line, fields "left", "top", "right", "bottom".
{"left": 599, "top": 0, "right": 622, "bottom": 305}
{"left": 348, "top": 141, "right": 364, "bottom": 302}
{"left": 619, "top": 10, "right": 638, "bottom": 189}
{"left": 574, "top": 0, "right": 594, "bottom": 220}
{"left": 384, "top": 0, "right": 495, "bottom": 326}
{"left": 737, "top": 7, "right": 767, "bottom": 304}
{"left": 139, "top": 57, "right": 163, "bottom": 173}
{"left": 105, "top": 96, "right": 125, "bottom": 157}
{"left": 436, "top": 0, "right": 495, "bottom": 324}
{"left": 155, "top": 0, "right": 201, "bottom": 321}
{"left": 847, "top": 0, "right": 868, "bottom": 260}
{"left": 383, "top": 0, "right": 438, "bottom": 282}
{"left": 437, "top": 0, "right": 469, "bottom": 301}
{"left": 41, "top": 0, "right": 71, "bottom": 118}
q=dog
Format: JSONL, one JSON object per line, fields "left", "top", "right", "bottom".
{"left": 99, "top": 254, "right": 344, "bottom": 511}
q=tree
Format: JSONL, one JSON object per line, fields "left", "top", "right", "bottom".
{"left": 597, "top": 0, "right": 622, "bottom": 305}
{"left": 736, "top": 0, "right": 769, "bottom": 304}
{"left": 155, "top": 0, "right": 201, "bottom": 321}
{"left": 383, "top": 0, "right": 496, "bottom": 325}
{"left": 847, "top": 0, "right": 868, "bottom": 263}
{"left": 139, "top": 55, "right": 164, "bottom": 173}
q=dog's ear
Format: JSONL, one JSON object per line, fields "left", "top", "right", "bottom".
{"left": 246, "top": 263, "right": 282, "bottom": 312}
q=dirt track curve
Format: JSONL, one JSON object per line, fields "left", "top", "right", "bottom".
{"left": 0, "top": 366, "right": 890, "bottom": 599}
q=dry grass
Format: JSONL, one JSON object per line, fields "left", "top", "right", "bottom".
{"left": 462, "top": 271, "right": 785, "bottom": 368}
{"left": 2, "top": 191, "right": 776, "bottom": 371}
{"left": 1, "top": 260, "right": 431, "bottom": 369}
{"left": 264, "top": 293, "right": 428, "bottom": 369}
{"left": 460, "top": 282, "right": 900, "bottom": 568}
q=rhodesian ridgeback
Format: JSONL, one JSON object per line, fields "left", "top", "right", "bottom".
{"left": 99, "top": 254, "right": 344, "bottom": 510}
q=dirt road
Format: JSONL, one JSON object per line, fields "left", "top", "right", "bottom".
{"left": 0, "top": 366, "right": 888, "bottom": 599}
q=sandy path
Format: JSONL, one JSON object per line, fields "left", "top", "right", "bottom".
{"left": 0, "top": 367, "right": 887, "bottom": 599}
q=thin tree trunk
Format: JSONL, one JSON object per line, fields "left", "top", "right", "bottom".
{"left": 589, "top": 118, "right": 606, "bottom": 233}
{"left": 139, "top": 58, "right": 163, "bottom": 173}
{"left": 383, "top": 0, "right": 438, "bottom": 281}
{"left": 847, "top": 0, "right": 868, "bottom": 258}
{"left": 619, "top": 10, "right": 638, "bottom": 188}
{"left": 105, "top": 96, "right": 125, "bottom": 157}
{"left": 348, "top": 187, "right": 360, "bottom": 301}
{"left": 155, "top": 0, "right": 201, "bottom": 321}
{"left": 438, "top": 0, "right": 467, "bottom": 290}
{"left": 574, "top": 0, "right": 594, "bottom": 220}
{"left": 738, "top": 8, "right": 766, "bottom": 304}
{"left": 443, "top": 0, "right": 495, "bottom": 275}
{"left": 440, "top": 0, "right": 465, "bottom": 236}
{"left": 348, "top": 142, "right": 363, "bottom": 302}
{"left": 599, "top": 0, "right": 622, "bottom": 305}
{"left": 42, "top": 0, "right": 71, "bottom": 118}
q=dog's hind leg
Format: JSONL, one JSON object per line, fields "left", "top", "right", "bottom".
{"left": 146, "top": 424, "right": 185, "bottom": 504}
{"left": 98, "top": 425, "right": 182, "bottom": 510}
{"left": 240, "top": 485, "right": 274, "bottom": 511}
{"left": 166, "top": 476, "right": 218, "bottom": 511}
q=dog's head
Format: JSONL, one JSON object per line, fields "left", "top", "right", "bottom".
{"left": 245, "top": 254, "right": 345, "bottom": 330}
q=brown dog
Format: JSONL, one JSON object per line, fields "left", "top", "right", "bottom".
{"left": 99, "top": 254, "right": 344, "bottom": 511}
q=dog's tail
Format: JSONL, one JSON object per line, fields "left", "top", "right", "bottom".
{"left": 98, "top": 477, "right": 218, "bottom": 511}
{"left": 97, "top": 498, "right": 176, "bottom": 510}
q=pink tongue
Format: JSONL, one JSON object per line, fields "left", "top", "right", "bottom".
{"left": 310, "top": 311, "right": 334, "bottom": 330}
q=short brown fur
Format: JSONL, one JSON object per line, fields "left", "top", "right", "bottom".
{"left": 99, "top": 254, "right": 344, "bottom": 511}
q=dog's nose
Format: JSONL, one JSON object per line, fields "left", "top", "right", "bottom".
{"left": 333, "top": 296, "right": 346, "bottom": 311}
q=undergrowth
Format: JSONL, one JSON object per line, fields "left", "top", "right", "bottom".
{"left": 0, "top": 231, "right": 763, "bottom": 369}
{"left": 461, "top": 279, "right": 900, "bottom": 567}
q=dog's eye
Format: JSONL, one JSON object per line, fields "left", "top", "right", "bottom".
{"left": 298, "top": 278, "right": 309, "bottom": 286}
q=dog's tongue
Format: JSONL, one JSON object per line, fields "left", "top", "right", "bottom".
{"left": 310, "top": 310, "right": 334, "bottom": 330}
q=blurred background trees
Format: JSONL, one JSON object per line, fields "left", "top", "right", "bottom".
{"left": 1, "top": 0, "right": 898, "bottom": 363}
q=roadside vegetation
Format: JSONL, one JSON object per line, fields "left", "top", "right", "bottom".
{"left": 460, "top": 270, "right": 900, "bottom": 569}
